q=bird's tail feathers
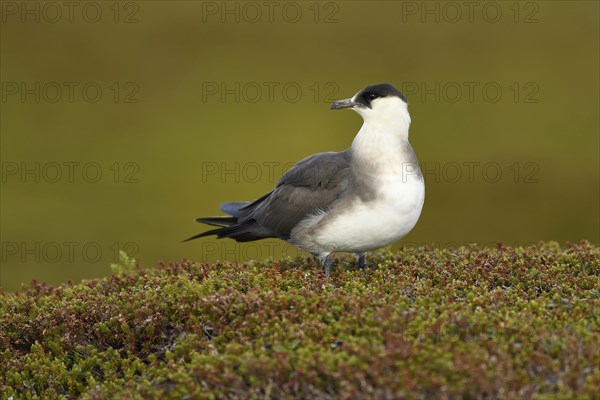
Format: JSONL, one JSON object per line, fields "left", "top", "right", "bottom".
{"left": 194, "top": 216, "right": 237, "bottom": 227}
{"left": 182, "top": 216, "right": 238, "bottom": 243}
{"left": 220, "top": 202, "right": 248, "bottom": 218}
{"left": 181, "top": 229, "right": 222, "bottom": 243}
{"left": 184, "top": 199, "right": 272, "bottom": 243}
{"left": 183, "top": 221, "right": 270, "bottom": 243}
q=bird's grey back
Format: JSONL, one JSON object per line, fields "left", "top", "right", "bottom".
{"left": 235, "top": 150, "right": 353, "bottom": 239}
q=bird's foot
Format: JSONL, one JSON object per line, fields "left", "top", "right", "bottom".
{"left": 319, "top": 254, "right": 333, "bottom": 277}
{"left": 357, "top": 252, "right": 367, "bottom": 273}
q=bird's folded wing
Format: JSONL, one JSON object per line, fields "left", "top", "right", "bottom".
{"left": 238, "top": 150, "right": 352, "bottom": 238}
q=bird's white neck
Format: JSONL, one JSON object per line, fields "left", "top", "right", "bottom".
{"left": 351, "top": 106, "right": 412, "bottom": 162}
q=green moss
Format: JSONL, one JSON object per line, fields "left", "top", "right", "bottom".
{"left": 1, "top": 241, "right": 598, "bottom": 399}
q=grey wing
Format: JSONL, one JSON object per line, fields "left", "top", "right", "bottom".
{"left": 237, "top": 150, "right": 352, "bottom": 239}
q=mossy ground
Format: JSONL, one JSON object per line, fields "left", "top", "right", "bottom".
{"left": 1, "top": 242, "right": 598, "bottom": 399}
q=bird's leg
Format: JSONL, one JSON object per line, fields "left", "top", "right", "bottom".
{"left": 319, "top": 254, "right": 333, "bottom": 277}
{"left": 356, "top": 252, "right": 367, "bottom": 272}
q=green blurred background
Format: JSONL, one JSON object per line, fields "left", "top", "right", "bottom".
{"left": 1, "top": 1, "right": 598, "bottom": 291}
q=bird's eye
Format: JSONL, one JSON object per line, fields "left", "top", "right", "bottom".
{"left": 368, "top": 93, "right": 377, "bottom": 100}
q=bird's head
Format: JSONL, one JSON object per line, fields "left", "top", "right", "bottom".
{"left": 331, "top": 83, "right": 410, "bottom": 129}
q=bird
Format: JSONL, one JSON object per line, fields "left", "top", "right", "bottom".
{"left": 185, "top": 83, "right": 425, "bottom": 276}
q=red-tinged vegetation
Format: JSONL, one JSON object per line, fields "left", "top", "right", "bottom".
{"left": 0, "top": 241, "right": 598, "bottom": 399}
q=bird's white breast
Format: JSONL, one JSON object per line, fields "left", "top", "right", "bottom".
{"left": 314, "top": 173, "right": 424, "bottom": 253}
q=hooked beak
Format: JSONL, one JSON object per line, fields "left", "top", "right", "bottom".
{"left": 330, "top": 98, "right": 356, "bottom": 110}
